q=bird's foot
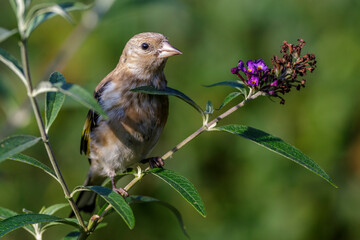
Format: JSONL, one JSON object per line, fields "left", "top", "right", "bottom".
{"left": 113, "top": 187, "right": 129, "bottom": 197}
{"left": 141, "top": 157, "right": 164, "bottom": 169}
{"left": 110, "top": 174, "right": 129, "bottom": 197}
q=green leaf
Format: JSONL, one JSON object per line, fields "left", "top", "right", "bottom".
{"left": 131, "top": 86, "right": 205, "bottom": 121}
{"left": 33, "top": 73, "right": 107, "bottom": 118}
{"left": 9, "top": 0, "right": 17, "bottom": 14}
{"left": 0, "top": 28, "right": 18, "bottom": 43}
{"left": 72, "top": 186, "right": 135, "bottom": 229}
{"left": 215, "top": 124, "right": 337, "bottom": 187}
{"left": 127, "top": 195, "right": 189, "bottom": 239}
{"left": 0, "top": 213, "right": 80, "bottom": 237}
{"left": 204, "top": 100, "right": 213, "bottom": 114}
{"left": 32, "top": 77, "right": 107, "bottom": 120}
{"left": 45, "top": 72, "right": 66, "bottom": 132}
{"left": 0, "top": 207, "right": 35, "bottom": 236}
{"left": 41, "top": 218, "right": 80, "bottom": 232}
{"left": 7, "top": 153, "right": 58, "bottom": 181}
{"left": 0, "top": 207, "right": 17, "bottom": 219}
{"left": 204, "top": 80, "right": 245, "bottom": 89}
{"left": 40, "top": 203, "right": 69, "bottom": 216}
{"left": 0, "top": 48, "right": 27, "bottom": 86}
{"left": 217, "top": 92, "right": 241, "bottom": 110}
{"left": 63, "top": 231, "right": 81, "bottom": 240}
{"left": 147, "top": 168, "right": 206, "bottom": 217}
{"left": 55, "top": 79, "right": 107, "bottom": 119}
{"left": 25, "top": 2, "right": 90, "bottom": 38}
{"left": 0, "top": 135, "right": 41, "bottom": 162}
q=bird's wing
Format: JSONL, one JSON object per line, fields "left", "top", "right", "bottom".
{"left": 80, "top": 110, "right": 99, "bottom": 156}
{"left": 80, "top": 79, "right": 111, "bottom": 156}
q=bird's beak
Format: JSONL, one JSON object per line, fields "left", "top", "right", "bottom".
{"left": 158, "top": 41, "right": 182, "bottom": 58}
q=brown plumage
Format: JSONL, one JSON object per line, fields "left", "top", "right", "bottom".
{"left": 76, "top": 32, "right": 182, "bottom": 213}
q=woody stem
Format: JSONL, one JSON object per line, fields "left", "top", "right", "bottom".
{"left": 19, "top": 40, "right": 87, "bottom": 231}
{"left": 87, "top": 90, "right": 264, "bottom": 235}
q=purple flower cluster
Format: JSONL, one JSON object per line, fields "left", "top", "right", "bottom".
{"left": 231, "top": 59, "right": 268, "bottom": 87}
{"left": 231, "top": 39, "right": 317, "bottom": 104}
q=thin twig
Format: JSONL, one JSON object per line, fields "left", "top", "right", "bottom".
{"left": 123, "top": 90, "right": 263, "bottom": 191}
{"left": 83, "top": 90, "right": 264, "bottom": 236}
{"left": 161, "top": 90, "right": 263, "bottom": 160}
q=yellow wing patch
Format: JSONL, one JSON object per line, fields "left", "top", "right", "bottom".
{"left": 80, "top": 110, "right": 98, "bottom": 156}
{"left": 80, "top": 80, "right": 108, "bottom": 156}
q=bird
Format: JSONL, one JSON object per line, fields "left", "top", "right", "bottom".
{"left": 75, "top": 32, "right": 182, "bottom": 213}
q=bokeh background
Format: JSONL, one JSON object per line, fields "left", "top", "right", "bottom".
{"left": 1, "top": 0, "right": 360, "bottom": 239}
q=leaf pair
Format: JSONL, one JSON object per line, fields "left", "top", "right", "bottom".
{"left": 0, "top": 204, "right": 72, "bottom": 238}
{"left": 0, "top": 51, "right": 105, "bottom": 127}
{"left": 205, "top": 80, "right": 246, "bottom": 110}
{"left": 43, "top": 72, "right": 107, "bottom": 133}
{"left": 0, "top": 135, "right": 59, "bottom": 182}
{"left": 72, "top": 168, "right": 205, "bottom": 235}
{"left": 9, "top": 0, "right": 89, "bottom": 39}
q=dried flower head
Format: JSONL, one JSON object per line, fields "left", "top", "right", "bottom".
{"left": 231, "top": 39, "right": 317, "bottom": 104}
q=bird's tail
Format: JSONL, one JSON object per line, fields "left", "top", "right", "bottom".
{"left": 70, "top": 173, "right": 105, "bottom": 217}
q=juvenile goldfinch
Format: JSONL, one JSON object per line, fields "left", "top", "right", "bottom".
{"left": 76, "top": 32, "right": 182, "bottom": 213}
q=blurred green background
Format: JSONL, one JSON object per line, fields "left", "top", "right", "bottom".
{"left": 1, "top": 0, "right": 360, "bottom": 239}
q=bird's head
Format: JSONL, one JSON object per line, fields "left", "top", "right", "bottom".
{"left": 119, "top": 32, "right": 182, "bottom": 78}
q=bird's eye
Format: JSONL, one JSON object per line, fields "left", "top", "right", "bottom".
{"left": 141, "top": 43, "right": 149, "bottom": 50}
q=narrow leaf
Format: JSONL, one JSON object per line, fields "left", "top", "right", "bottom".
{"left": 0, "top": 28, "right": 18, "bottom": 43}
{"left": 0, "top": 207, "right": 35, "bottom": 236}
{"left": 9, "top": 0, "right": 17, "bottom": 14}
{"left": 204, "top": 80, "right": 245, "bottom": 89}
{"left": 131, "top": 85, "right": 205, "bottom": 120}
{"left": 215, "top": 125, "right": 337, "bottom": 187}
{"left": 0, "top": 213, "right": 79, "bottom": 237}
{"left": 41, "top": 218, "right": 80, "bottom": 231}
{"left": 0, "top": 135, "right": 41, "bottom": 162}
{"left": 45, "top": 72, "right": 66, "bottom": 132}
{"left": 32, "top": 75, "right": 107, "bottom": 119}
{"left": 205, "top": 101, "right": 213, "bottom": 114}
{"left": 40, "top": 203, "right": 68, "bottom": 215}
{"left": 0, "top": 48, "right": 27, "bottom": 86}
{"left": 218, "top": 92, "right": 241, "bottom": 110}
{"left": 54, "top": 79, "right": 107, "bottom": 119}
{"left": 7, "top": 153, "right": 58, "bottom": 181}
{"left": 0, "top": 207, "right": 17, "bottom": 219}
{"left": 63, "top": 231, "right": 81, "bottom": 240}
{"left": 147, "top": 168, "right": 206, "bottom": 217}
{"left": 127, "top": 195, "right": 189, "bottom": 239}
{"left": 25, "top": 2, "right": 89, "bottom": 37}
{"left": 72, "top": 186, "right": 135, "bottom": 229}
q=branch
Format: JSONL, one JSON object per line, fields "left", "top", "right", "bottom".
{"left": 19, "top": 40, "right": 87, "bottom": 231}
{"left": 83, "top": 89, "right": 264, "bottom": 236}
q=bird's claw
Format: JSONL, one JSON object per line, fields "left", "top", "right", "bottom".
{"left": 113, "top": 187, "right": 129, "bottom": 197}
{"left": 110, "top": 174, "right": 129, "bottom": 197}
{"left": 141, "top": 157, "right": 164, "bottom": 169}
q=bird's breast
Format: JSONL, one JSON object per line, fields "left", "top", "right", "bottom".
{"left": 103, "top": 83, "right": 168, "bottom": 143}
{"left": 115, "top": 93, "right": 168, "bottom": 141}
